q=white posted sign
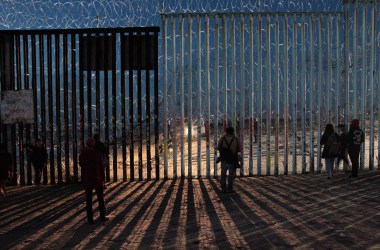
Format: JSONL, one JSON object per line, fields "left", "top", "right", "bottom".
{"left": 1, "top": 90, "right": 34, "bottom": 124}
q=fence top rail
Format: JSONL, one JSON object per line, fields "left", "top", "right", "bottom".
{"left": 0, "top": 26, "right": 160, "bottom": 36}
{"left": 161, "top": 11, "right": 344, "bottom": 19}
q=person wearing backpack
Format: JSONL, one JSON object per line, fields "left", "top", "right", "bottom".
{"left": 321, "top": 123, "right": 339, "bottom": 180}
{"left": 217, "top": 126, "right": 241, "bottom": 193}
{"left": 347, "top": 119, "right": 364, "bottom": 179}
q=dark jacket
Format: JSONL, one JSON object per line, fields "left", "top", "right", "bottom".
{"left": 79, "top": 147, "right": 105, "bottom": 189}
{"left": 347, "top": 127, "right": 364, "bottom": 152}
{"left": 0, "top": 152, "right": 12, "bottom": 180}
{"left": 30, "top": 146, "right": 48, "bottom": 167}
{"left": 321, "top": 132, "right": 339, "bottom": 159}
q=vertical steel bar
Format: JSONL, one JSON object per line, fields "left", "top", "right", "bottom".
{"left": 214, "top": 15, "right": 220, "bottom": 177}
{"left": 353, "top": 1, "right": 358, "bottom": 117}
{"left": 71, "top": 34, "right": 78, "bottom": 183}
{"left": 301, "top": 14, "right": 307, "bottom": 173}
{"left": 360, "top": 4, "right": 366, "bottom": 170}
{"left": 222, "top": 14, "right": 227, "bottom": 132}
{"left": 317, "top": 16, "right": 323, "bottom": 173}
{"left": 162, "top": 16, "right": 168, "bottom": 179}
{"left": 145, "top": 32, "right": 152, "bottom": 181}
{"left": 23, "top": 34, "right": 32, "bottom": 185}
{"left": 137, "top": 33, "right": 143, "bottom": 181}
{"left": 180, "top": 16, "right": 185, "bottom": 178}
{"left": 309, "top": 14, "right": 315, "bottom": 173}
{"left": 239, "top": 14, "right": 245, "bottom": 176}
{"left": 257, "top": 14, "right": 262, "bottom": 176}
{"left": 31, "top": 35, "right": 38, "bottom": 141}
{"left": 284, "top": 14, "right": 289, "bottom": 175}
{"left": 127, "top": 32, "right": 132, "bottom": 181}
{"left": 249, "top": 16, "right": 254, "bottom": 176}
{"left": 47, "top": 34, "right": 55, "bottom": 184}
{"left": 205, "top": 16, "right": 211, "bottom": 178}
{"left": 274, "top": 14, "right": 280, "bottom": 176}
{"left": 266, "top": 14, "right": 271, "bottom": 176}
{"left": 86, "top": 33, "right": 92, "bottom": 139}
{"left": 15, "top": 35, "right": 25, "bottom": 185}
{"left": 111, "top": 32, "right": 117, "bottom": 181}
{"left": 197, "top": 15, "right": 202, "bottom": 178}
{"left": 292, "top": 14, "right": 297, "bottom": 174}
{"left": 79, "top": 33, "right": 85, "bottom": 169}
{"left": 327, "top": 14, "right": 333, "bottom": 123}
{"left": 103, "top": 33, "right": 110, "bottom": 182}
{"left": 31, "top": 35, "right": 38, "bottom": 181}
{"left": 369, "top": 1, "right": 375, "bottom": 170}
{"left": 171, "top": 16, "right": 178, "bottom": 179}
{"left": 63, "top": 34, "right": 70, "bottom": 183}
{"left": 344, "top": 0, "right": 350, "bottom": 131}
{"left": 335, "top": 15, "right": 341, "bottom": 128}
{"left": 154, "top": 31, "right": 160, "bottom": 179}
{"left": 95, "top": 34, "right": 101, "bottom": 132}
{"left": 231, "top": 15, "right": 236, "bottom": 130}
{"left": 188, "top": 16, "right": 193, "bottom": 177}
{"left": 55, "top": 33, "right": 62, "bottom": 184}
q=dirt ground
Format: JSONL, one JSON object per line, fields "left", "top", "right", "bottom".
{"left": 1, "top": 170, "right": 380, "bottom": 249}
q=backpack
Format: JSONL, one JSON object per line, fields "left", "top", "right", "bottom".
{"left": 219, "top": 137, "right": 240, "bottom": 167}
{"left": 327, "top": 134, "right": 339, "bottom": 156}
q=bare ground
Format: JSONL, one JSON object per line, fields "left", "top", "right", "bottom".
{"left": 1, "top": 170, "right": 380, "bottom": 249}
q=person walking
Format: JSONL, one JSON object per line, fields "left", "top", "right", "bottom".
{"left": 0, "top": 143, "right": 13, "bottom": 197}
{"left": 347, "top": 119, "right": 364, "bottom": 179}
{"left": 217, "top": 126, "right": 241, "bottom": 193}
{"left": 320, "top": 124, "right": 339, "bottom": 180}
{"left": 79, "top": 138, "right": 108, "bottom": 224}
{"left": 30, "top": 139, "right": 48, "bottom": 185}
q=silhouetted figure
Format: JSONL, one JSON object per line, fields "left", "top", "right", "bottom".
{"left": 321, "top": 124, "right": 339, "bottom": 180}
{"left": 336, "top": 124, "right": 350, "bottom": 171}
{"left": 0, "top": 143, "right": 13, "bottom": 197}
{"left": 93, "top": 133, "right": 109, "bottom": 185}
{"left": 217, "top": 126, "right": 241, "bottom": 193}
{"left": 30, "top": 139, "right": 48, "bottom": 185}
{"left": 79, "top": 138, "right": 108, "bottom": 224}
{"left": 347, "top": 119, "right": 364, "bottom": 179}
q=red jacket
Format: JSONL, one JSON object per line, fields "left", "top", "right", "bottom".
{"left": 79, "top": 147, "right": 105, "bottom": 189}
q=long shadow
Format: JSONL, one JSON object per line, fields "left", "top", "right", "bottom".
{"left": 209, "top": 178, "right": 292, "bottom": 249}
{"left": 238, "top": 173, "right": 380, "bottom": 248}
{"left": 108, "top": 180, "right": 167, "bottom": 249}
{"left": 185, "top": 179, "right": 199, "bottom": 248}
{"left": 198, "top": 179, "right": 233, "bottom": 249}
{"left": 61, "top": 180, "right": 152, "bottom": 249}
{"left": 1, "top": 185, "right": 84, "bottom": 248}
{"left": 0, "top": 184, "right": 83, "bottom": 229}
{"left": 238, "top": 177, "right": 326, "bottom": 245}
{"left": 0, "top": 184, "right": 81, "bottom": 220}
{"left": 138, "top": 180, "right": 177, "bottom": 247}
{"left": 20, "top": 182, "right": 137, "bottom": 249}
{"left": 162, "top": 179, "right": 185, "bottom": 247}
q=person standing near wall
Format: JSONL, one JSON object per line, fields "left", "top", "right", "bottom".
{"left": 93, "top": 133, "right": 109, "bottom": 186}
{"left": 320, "top": 124, "right": 339, "bottom": 180}
{"left": 0, "top": 143, "right": 13, "bottom": 197}
{"left": 217, "top": 127, "right": 241, "bottom": 193}
{"left": 30, "top": 139, "right": 48, "bottom": 185}
{"left": 79, "top": 138, "right": 108, "bottom": 224}
{"left": 347, "top": 119, "right": 364, "bottom": 179}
